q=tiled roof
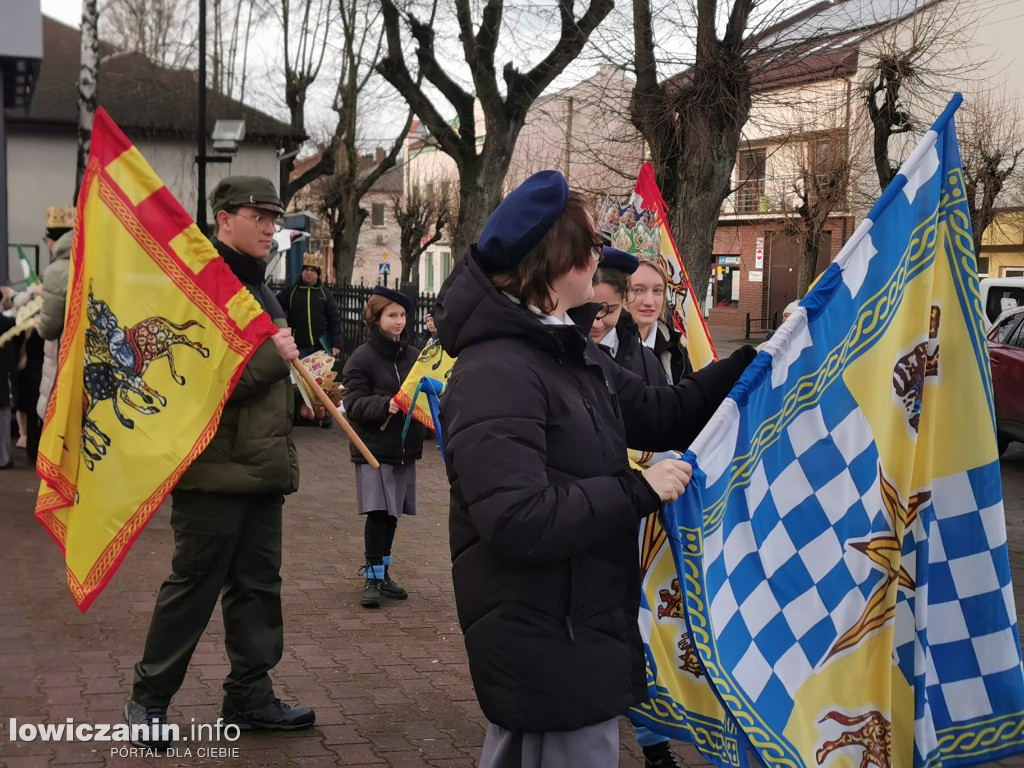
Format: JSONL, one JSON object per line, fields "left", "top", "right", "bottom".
{"left": 4, "top": 16, "right": 304, "bottom": 144}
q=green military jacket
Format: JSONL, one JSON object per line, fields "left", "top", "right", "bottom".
{"left": 176, "top": 318, "right": 299, "bottom": 495}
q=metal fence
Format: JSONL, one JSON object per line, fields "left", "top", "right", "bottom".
{"left": 268, "top": 279, "right": 437, "bottom": 364}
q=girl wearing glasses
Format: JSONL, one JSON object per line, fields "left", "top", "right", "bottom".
{"left": 627, "top": 260, "right": 691, "bottom": 384}
{"left": 590, "top": 247, "right": 666, "bottom": 389}
{"left": 435, "top": 171, "right": 755, "bottom": 768}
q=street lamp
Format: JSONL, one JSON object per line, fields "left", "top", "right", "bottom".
{"left": 211, "top": 119, "right": 246, "bottom": 154}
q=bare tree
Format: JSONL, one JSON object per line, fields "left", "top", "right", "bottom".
{"left": 100, "top": 0, "right": 198, "bottom": 68}
{"left": 776, "top": 133, "right": 851, "bottom": 297}
{"left": 959, "top": 94, "right": 1024, "bottom": 258}
{"left": 377, "top": 0, "right": 614, "bottom": 258}
{"left": 858, "top": 0, "right": 977, "bottom": 191}
{"left": 272, "top": 0, "right": 335, "bottom": 205}
{"left": 630, "top": 0, "right": 759, "bottom": 317}
{"left": 392, "top": 183, "right": 452, "bottom": 286}
{"left": 301, "top": 0, "right": 414, "bottom": 282}
{"left": 75, "top": 0, "right": 100, "bottom": 204}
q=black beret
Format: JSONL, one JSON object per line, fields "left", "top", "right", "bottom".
{"left": 600, "top": 246, "right": 639, "bottom": 274}
{"left": 371, "top": 286, "right": 413, "bottom": 314}
{"left": 476, "top": 170, "right": 569, "bottom": 273}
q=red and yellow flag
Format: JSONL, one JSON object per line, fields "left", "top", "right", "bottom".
{"left": 392, "top": 336, "right": 454, "bottom": 431}
{"left": 35, "top": 108, "right": 278, "bottom": 611}
{"left": 631, "top": 162, "right": 718, "bottom": 370}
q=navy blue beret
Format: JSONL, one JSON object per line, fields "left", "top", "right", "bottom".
{"left": 600, "top": 246, "right": 639, "bottom": 274}
{"left": 371, "top": 286, "right": 413, "bottom": 314}
{"left": 476, "top": 170, "right": 569, "bottom": 273}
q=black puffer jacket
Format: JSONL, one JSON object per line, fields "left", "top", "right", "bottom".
{"left": 649, "top": 318, "right": 693, "bottom": 383}
{"left": 602, "top": 312, "right": 666, "bottom": 386}
{"left": 277, "top": 280, "right": 344, "bottom": 351}
{"left": 436, "top": 251, "right": 755, "bottom": 733}
{"left": 342, "top": 330, "right": 425, "bottom": 465}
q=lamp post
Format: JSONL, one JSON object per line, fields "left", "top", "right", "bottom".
{"left": 197, "top": 0, "right": 208, "bottom": 232}
{"left": 195, "top": 0, "right": 242, "bottom": 235}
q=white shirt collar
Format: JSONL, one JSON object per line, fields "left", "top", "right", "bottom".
{"left": 641, "top": 327, "right": 657, "bottom": 349}
{"left": 527, "top": 304, "right": 574, "bottom": 326}
{"left": 597, "top": 326, "right": 619, "bottom": 356}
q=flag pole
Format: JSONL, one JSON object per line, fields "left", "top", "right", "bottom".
{"left": 290, "top": 360, "right": 380, "bottom": 468}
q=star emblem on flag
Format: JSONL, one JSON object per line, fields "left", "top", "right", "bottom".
{"left": 828, "top": 471, "right": 930, "bottom": 659}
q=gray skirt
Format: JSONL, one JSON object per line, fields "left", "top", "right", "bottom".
{"left": 480, "top": 717, "right": 619, "bottom": 768}
{"left": 354, "top": 462, "right": 418, "bottom": 518}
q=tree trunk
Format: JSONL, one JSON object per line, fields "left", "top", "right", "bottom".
{"left": 400, "top": 257, "right": 417, "bottom": 286}
{"left": 797, "top": 221, "right": 822, "bottom": 299}
{"left": 75, "top": 0, "right": 100, "bottom": 203}
{"left": 450, "top": 149, "right": 511, "bottom": 260}
{"left": 646, "top": 79, "right": 750, "bottom": 317}
{"left": 332, "top": 200, "right": 365, "bottom": 282}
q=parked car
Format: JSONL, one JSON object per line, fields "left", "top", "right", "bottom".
{"left": 980, "top": 277, "right": 1024, "bottom": 331}
{"left": 987, "top": 304, "right": 1024, "bottom": 455}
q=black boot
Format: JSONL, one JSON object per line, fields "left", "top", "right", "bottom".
{"left": 380, "top": 556, "right": 408, "bottom": 600}
{"left": 643, "top": 741, "right": 681, "bottom": 768}
{"left": 360, "top": 564, "right": 383, "bottom": 608}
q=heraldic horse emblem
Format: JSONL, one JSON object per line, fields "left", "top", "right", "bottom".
{"left": 81, "top": 284, "right": 211, "bottom": 470}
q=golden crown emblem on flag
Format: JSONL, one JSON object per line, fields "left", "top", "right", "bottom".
{"left": 45, "top": 205, "right": 76, "bottom": 230}
{"left": 596, "top": 198, "right": 661, "bottom": 262}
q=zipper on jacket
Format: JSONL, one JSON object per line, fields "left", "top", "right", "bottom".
{"left": 305, "top": 288, "right": 314, "bottom": 346}
{"left": 564, "top": 561, "right": 576, "bottom": 643}
{"left": 394, "top": 360, "right": 406, "bottom": 464}
{"left": 582, "top": 397, "right": 601, "bottom": 434}
{"left": 605, "top": 377, "right": 621, "bottom": 419}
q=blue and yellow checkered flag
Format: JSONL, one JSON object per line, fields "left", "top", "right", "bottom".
{"left": 661, "top": 94, "right": 1024, "bottom": 768}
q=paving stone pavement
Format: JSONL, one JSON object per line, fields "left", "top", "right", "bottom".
{"left": 2, "top": 431, "right": 1023, "bottom": 768}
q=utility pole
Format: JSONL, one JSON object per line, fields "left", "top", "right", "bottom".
{"left": 197, "top": 0, "right": 208, "bottom": 233}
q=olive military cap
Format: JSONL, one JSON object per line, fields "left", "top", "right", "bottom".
{"left": 209, "top": 176, "right": 284, "bottom": 215}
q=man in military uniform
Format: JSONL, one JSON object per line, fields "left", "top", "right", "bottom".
{"left": 125, "top": 176, "right": 315, "bottom": 747}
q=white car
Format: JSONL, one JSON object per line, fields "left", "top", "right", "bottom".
{"left": 980, "top": 277, "right": 1024, "bottom": 331}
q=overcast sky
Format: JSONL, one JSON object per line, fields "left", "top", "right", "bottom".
{"left": 40, "top": 0, "right": 80, "bottom": 27}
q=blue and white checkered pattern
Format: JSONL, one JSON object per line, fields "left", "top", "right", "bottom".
{"left": 703, "top": 402, "right": 885, "bottom": 708}
{"left": 916, "top": 465, "right": 1022, "bottom": 725}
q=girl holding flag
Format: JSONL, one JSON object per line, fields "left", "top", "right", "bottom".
{"left": 435, "top": 170, "right": 755, "bottom": 768}
{"left": 341, "top": 286, "right": 425, "bottom": 609}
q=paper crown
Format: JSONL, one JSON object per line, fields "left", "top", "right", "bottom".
{"left": 596, "top": 198, "right": 661, "bottom": 262}
{"left": 302, "top": 251, "right": 324, "bottom": 269}
{"left": 45, "top": 206, "right": 76, "bottom": 230}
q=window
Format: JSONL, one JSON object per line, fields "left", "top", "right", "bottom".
{"left": 713, "top": 256, "right": 741, "bottom": 308}
{"left": 736, "top": 149, "right": 766, "bottom": 214}
{"left": 1004, "top": 268, "right": 1024, "bottom": 278}
{"left": 987, "top": 286, "right": 1024, "bottom": 324}
{"left": 440, "top": 180, "right": 452, "bottom": 200}
{"left": 441, "top": 251, "right": 451, "bottom": 279}
{"left": 809, "top": 138, "right": 847, "bottom": 209}
{"left": 425, "top": 252, "right": 435, "bottom": 292}
{"left": 371, "top": 203, "right": 385, "bottom": 227}
{"left": 995, "top": 312, "right": 1024, "bottom": 344}
{"left": 426, "top": 181, "right": 435, "bottom": 200}
{"left": 978, "top": 257, "right": 990, "bottom": 277}
{"left": 1011, "top": 316, "right": 1024, "bottom": 349}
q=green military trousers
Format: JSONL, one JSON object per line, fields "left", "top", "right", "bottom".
{"left": 132, "top": 490, "right": 285, "bottom": 711}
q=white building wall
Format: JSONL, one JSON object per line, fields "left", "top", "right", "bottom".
{"left": 7, "top": 130, "right": 278, "bottom": 271}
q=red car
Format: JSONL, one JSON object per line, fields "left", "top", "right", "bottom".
{"left": 987, "top": 305, "right": 1024, "bottom": 455}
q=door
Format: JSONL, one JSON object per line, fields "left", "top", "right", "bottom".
{"left": 767, "top": 233, "right": 799, "bottom": 320}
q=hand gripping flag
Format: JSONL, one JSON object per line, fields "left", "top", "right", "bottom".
{"left": 628, "top": 453, "right": 747, "bottom": 768}
{"left": 392, "top": 335, "right": 454, "bottom": 432}
{"left": 663, "top": 94, "right": 1024, "bottom": 768}
{"left": 35, "top": 109, "right": 279, "bottom": 611}
{"left": 601, "top": 162, "right": 718, "bottom": 371}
